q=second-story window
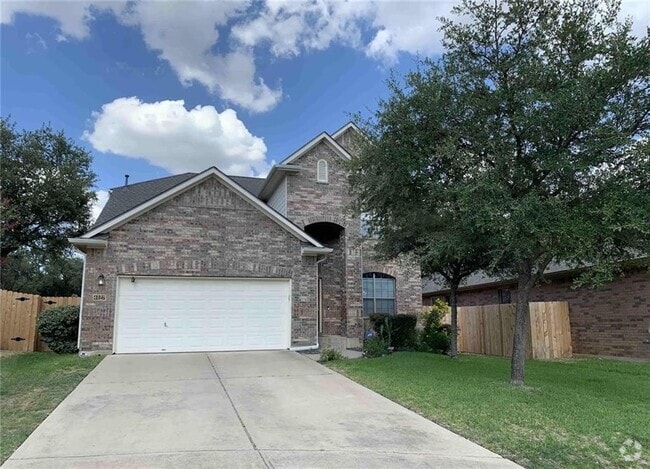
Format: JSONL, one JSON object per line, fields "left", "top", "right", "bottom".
{"left": 317, "top": 159, "right": 328, "bottom": 183}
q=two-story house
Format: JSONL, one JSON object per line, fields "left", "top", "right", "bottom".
{"left": 70, "top": 123, "right": 422, "bottom": 354}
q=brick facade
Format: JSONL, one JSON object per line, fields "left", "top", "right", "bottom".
{"left": 286, "top": 139, "right": 422, "bottom": 346}
{"left": 80, "top": 127, "right": 423, "bottom": 353}
{"left": 80, "top": 176, "right": 318, "bottom": 352}
{"left": 424, "top": 270, "right": 650, "bottom": 359}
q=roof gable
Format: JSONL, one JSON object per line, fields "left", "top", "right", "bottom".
{"left": 281, "top": 132, "right": 352, "bottom": 165}
{"left": 83, "top": 167, "right": 324, "bottom": 248}
{"left": 93, "top": 173, "right": 266, "bottom": 229}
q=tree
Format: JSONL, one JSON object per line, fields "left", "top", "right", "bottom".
{"left": 350, "top": 0, "right": 649, "bottom": 385}
{"left": 0, "top": 118, "right": 97, "bottom": 262}
{"left": 0, "top": 249, "right": 83, "bottom": 297}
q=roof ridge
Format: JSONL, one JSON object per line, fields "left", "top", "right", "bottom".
{"left": 109, "top": 172, "right": 196, "bottom": 191}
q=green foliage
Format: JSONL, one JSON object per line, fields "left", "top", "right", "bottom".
{"left": 0, "top": 117, "right": 97, "bottom": 261}
{"left": 37, "top": 305, "right": 80, "bottom": 354}
{"left": 328, "top": 353, "right": 650, "bottom": 468}
{"left": 391, "top": 314, "right": 418, "bottom": 350}
{"left": 367, "top": 314, "right": 418, "bottom": 350}
{"left": 1, "top": 249, "right": 83, "bottom": 296}
{"left": 319, "top": 348, "right": 344, "bottom": 362}
{"left": 0, "top": 353, "right": 103, "bottom": 464}
{"left": 363, "top": 336, "right": 389, "bottom": 358}
{"left": 349, "top": 0, "right": 649, "bottom": 384}
{"left": 420, "top": 300, "right": 452, "bottom": 354}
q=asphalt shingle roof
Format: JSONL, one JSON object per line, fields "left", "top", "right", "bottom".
{"left": 93, "top": 172, "right": 266, "bottom": 229}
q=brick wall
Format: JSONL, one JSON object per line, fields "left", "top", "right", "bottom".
{"left": 81, "top": 176, "right": 317, "bottom": 352}
{"left": 424, "top": 270, "right": 650, "bottom": 359}
{"left": 286, "top": 140, "right": 422, "bottom": 342}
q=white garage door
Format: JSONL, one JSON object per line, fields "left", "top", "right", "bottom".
{"left": 114, "top": 277, "right": 291, "bottom": 354}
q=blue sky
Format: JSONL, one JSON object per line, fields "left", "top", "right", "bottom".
{"left": 1, "top": 1, "right": 648, "bottom": 217}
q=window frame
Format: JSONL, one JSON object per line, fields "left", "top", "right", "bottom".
{"left": 317, "top": 159, "right": 328, "bottom": 183}
{"left": 362, "top": 272, "right": 396, "bottom": 316}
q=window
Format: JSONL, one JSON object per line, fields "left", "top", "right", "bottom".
{"left": 362, "top": 272, "right": 395, "bottom": 316}
{"left": 317, "top": 159, "right": 328, "bottom": 183}
{"left": 498, "top": 289, "right": 511, "bottom": 304}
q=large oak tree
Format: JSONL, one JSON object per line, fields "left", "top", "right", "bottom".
{"left": 349, "top": 0, "right": 649, "bottom": 384}
{"left": 1, "top": 118, "right": 97, "bottom": 262}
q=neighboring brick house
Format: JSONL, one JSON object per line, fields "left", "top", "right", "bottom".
{"left": 422, "top": 266, "right": 650, "bottom": 360}
{"left": 71, "top": 123, "right": 422, "bottom": 354}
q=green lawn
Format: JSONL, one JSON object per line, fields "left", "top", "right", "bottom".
{"left": 328, "top": 352, "right": 649, "bottom": 468}
{"left": 0, "top": 352, "right": 103, "bottom": 464}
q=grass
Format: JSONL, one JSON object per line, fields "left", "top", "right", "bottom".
{"left": 328, "top": 352, "right": 649, "bottom": 468}
{"left": 0, "top": 352, "right": 103, "bottom": 464}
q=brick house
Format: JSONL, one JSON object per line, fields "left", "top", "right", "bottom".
{"left": 70, "top": 123, "right": 422, "bottom": 354}
{"left": 422, "top": 266, "right": 650, "bottom": 360}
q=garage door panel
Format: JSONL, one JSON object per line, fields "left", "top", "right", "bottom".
{"left": 115, "top": 277, "right": 291, "bottom": 353}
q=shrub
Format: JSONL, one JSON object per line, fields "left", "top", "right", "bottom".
{"left": 367, "top": 313, "right": 417, "bottom": 350}
{"left": 319, "top": 348, "right": 344, "bottom": 362}
{"left": 391, "top": 314, "right": 418, "bottom": 350}
{"left": 419, "top": 299, "right": 452, "bottom": 354}
{"left": 37, "top": 305, "right": 79, "bottom": 354}
{"left": 363, "top": 336, "right": 389, "bottom": 358}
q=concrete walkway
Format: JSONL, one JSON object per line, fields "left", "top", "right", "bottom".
{"left": 4, "top": 351, "right": 520, "bottom": 468}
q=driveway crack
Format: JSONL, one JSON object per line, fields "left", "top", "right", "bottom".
{"left": 206, "top": 354, "right": 271, "bottom": 469}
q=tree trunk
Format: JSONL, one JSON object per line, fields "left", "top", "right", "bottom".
{"left": 449, "top": 282, "right": 459, "bottom": 358}
{"left": 510, "top": 264, "right": 533, "bottom": 386}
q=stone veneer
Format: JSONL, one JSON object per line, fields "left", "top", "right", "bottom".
{"left": 423, "top": 270, "right": 650, "bottom": 359}
{"left": 80, "top": 176, "right": 318, "bottom": 352}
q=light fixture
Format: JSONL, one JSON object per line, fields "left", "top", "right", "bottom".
{"left": 97, "top": 274, "right": 105, "bottom": 286}
{"left": 130, "top": 276, "right": 136, "bottom": 283}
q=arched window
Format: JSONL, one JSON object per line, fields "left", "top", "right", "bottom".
{"left": 362, "top": 272, "right": 395, "bottom": 316}
{"left": 317, "top": 159, "right": 328, "bottom": 183}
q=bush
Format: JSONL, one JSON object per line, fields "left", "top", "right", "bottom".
{"left": 367, "top": 313, "right": 418, "bottom": 350}
{"left": 391, "top": 314, "right": 418, "bottom": 350}
{"left": 319, "top": 348, "right": 344, "bottom": 362}
{"left": 422, "top": 331, "right": 451, "bottom": 354}
{"left": 419, "top": 299, "right": 452, "bottom": 354}
{"left": 37, "top": 305, "right": 79, "bottom": 354}
{"left": 363, "top": 335, "right": 389, "bottom": 358}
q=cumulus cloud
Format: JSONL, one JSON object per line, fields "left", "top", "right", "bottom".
{"left": 83, "top": 97, "right": 268, "bottom": 176}
{"left": 2, "top": 1, "right": 648, "bottom": 109}
{"left": 1, "top": 1, "right": 95, "bottom": 39}
{"left": 231, "top": 1, "right": 374, "bottom": 57}
{"left": 91, "top": 190, "right": 110, "bottom": 223}
{"left": 113, "top": 1, "right": 281, "bottom": 113}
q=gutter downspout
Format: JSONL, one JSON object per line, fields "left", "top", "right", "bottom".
{"left": 76, "top": 253, "right": 87, "bottom": 354}
{"left": 290, "top": 254, "right": 328, "bottom": 351}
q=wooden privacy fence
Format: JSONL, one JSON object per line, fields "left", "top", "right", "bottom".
{"left": 0, "top": 290, "right": 80, "bottom": 352}
{"left": 442, "top": 302, "right": 572, "bottom": 359}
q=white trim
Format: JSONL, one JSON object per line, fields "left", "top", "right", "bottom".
{"left": 76, "top": 254, "right": 87, "bottom": 351}
{"left": 281, "top": 132, "right": 352, "bottom": 165}
{"left": 68, "top": 238, "right": 108, "bottom": 250}
{"left": 113, "top": 276, "right": 122, "bottom": 354}
{"left": 331, "top": 122, "right": 361, "bottom": 140}
{"left": 317, "top": 159, "right": 329, "bottom": 183}
{"left": 258, "top": 164, "right": 302, "bottom": 200}
{"left": 301, "top": 246, "right": 333, "bottom": 256}
{"left": 80, "top": 167, "right": 325, "bottom": 248}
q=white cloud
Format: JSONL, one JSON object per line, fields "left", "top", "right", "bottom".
{"left": 231, "top": 1, "right": 374, "bottom": 57}
{"left": 366, "top": 1, "right": 456, "bottom": 64}
{"left": 1, "top": 1, "right": 95, "bottom": 39}
{"left": 83, "top": 97, "right": 268, "bottom": 176}
{"left": 91, "top": 190, "right": 110, "bottom": 223}
{"left": 2, "top": 1, "right": 648, "bottom": 110}
{"left": 113, "top": 1, "right": 281, "bottom": 113}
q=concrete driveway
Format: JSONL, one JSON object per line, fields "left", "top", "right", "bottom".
{"left": 4, "top": 351, "right": 519, "bottom": 468}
